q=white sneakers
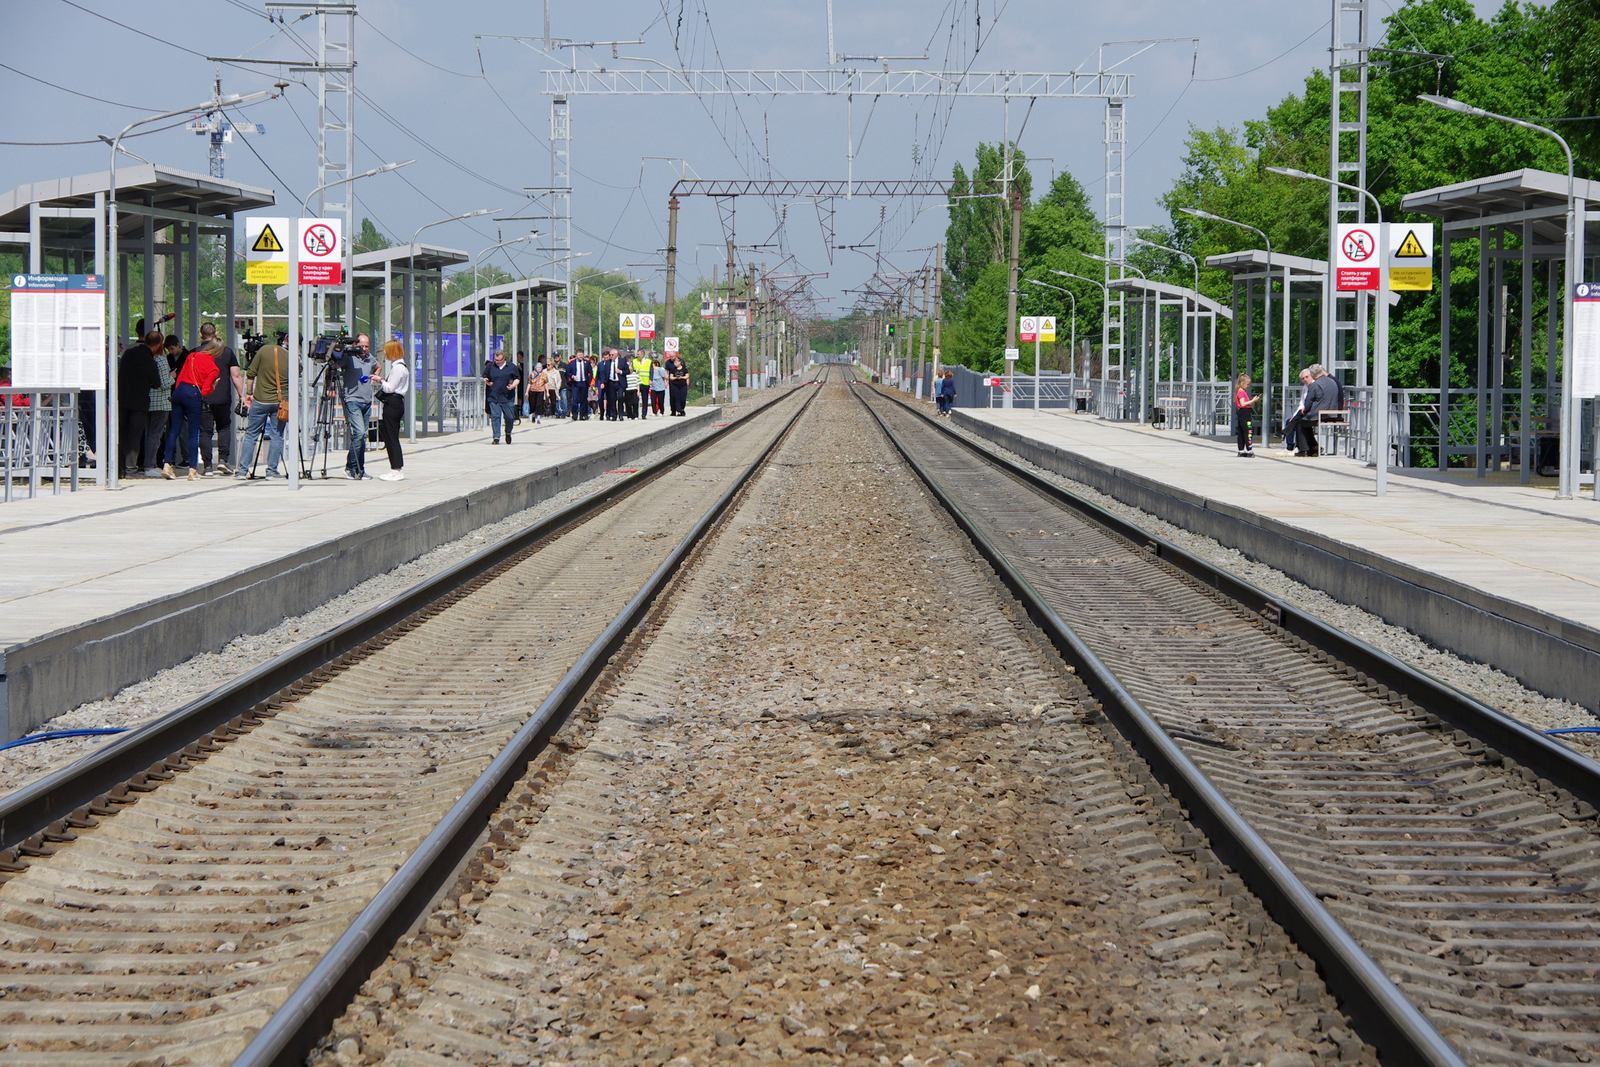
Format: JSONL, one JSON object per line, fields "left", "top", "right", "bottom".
{"left": 378, "top": 470, "right": 405, "bottom": 482}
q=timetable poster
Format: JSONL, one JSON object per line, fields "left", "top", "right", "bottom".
{"left": 9, "top": 273, "right": 107, "bottom": 391}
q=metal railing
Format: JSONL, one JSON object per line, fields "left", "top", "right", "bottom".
{"left": 2, "top": 389, "right": 87, "bottom": 502}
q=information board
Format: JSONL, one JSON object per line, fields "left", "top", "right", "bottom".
{"left": 8, "top": 273, "right": 107, "bottom": 390}
{"left": 1574, "top": 282, "right": 1600, "bottom": 399}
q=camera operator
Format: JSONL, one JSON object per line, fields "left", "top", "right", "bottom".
{"left": 237, "top": 332, "right": 289, "bottom": 479}
{"left": 196, "top": 322, "right": 244, "bottom": 476}
{"left": 333, "top": 333, "right": 378, "bottom": 480}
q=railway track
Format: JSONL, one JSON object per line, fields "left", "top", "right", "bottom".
{"left": 312, "top": 374, "right": 1370, "bottom": 1065}
{"left": 855, "top": 380, "right": 1600, "bottom": 1067}
{"left": 0, "top": 374, "right": 821, "bottom": 1066}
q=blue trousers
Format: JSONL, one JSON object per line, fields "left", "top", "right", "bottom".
{"left": 567, "top": 382, "right": 590, "bottom": 419}
{"left": 489, "top": 398, "right": 517, "bottom": 439}
{"left": 164, "top": 383, "right": 203, "bottom": 467}
{"left": 344, "top": 400, "right": 371, "bottom": 476}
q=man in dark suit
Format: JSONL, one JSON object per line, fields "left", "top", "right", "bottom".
{"left": 565, "top": 352, "right": 591, "bottom": 420}
{"left": 602, "top": 348, "right": 627, "bottom": 421}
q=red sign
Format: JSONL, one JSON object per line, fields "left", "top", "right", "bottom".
{"left": 1018, "top": 315, "right": 1038, "bottom": 343}
{"left": 299, "top": 261, "right": 343, "bottom": 285}
{"left": 638, "top": 313, "right": 656, "bottom": 339}
{"left": 1336, "top": 225, "right": 1379, "bottom": 291}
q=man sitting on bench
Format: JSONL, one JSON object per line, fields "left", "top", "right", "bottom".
{"left": 1299, "top": 364, "right": 1342, "bottom": 457}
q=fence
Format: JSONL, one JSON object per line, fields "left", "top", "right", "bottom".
{"left": 2, "top": 389, "right": 87, "bottom": 502}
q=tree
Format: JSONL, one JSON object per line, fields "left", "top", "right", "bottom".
{"left": 353, "top": 217, "right": 390, "bottom": 255}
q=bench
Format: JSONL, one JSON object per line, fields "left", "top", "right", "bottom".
{"left": 1317, "top": 410, "right": 1350, "bottom": 455}
{"left": 1155, "top": 396, "right": 1189, "bottom": 431}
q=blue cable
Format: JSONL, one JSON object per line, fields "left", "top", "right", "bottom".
{"left": 0, "top": 727, "right": 127, "bottom": 752}
{"left": 1544, "top": 726, "right": 1600, "bottom": 736}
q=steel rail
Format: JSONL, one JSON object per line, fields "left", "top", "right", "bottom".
{"left": 233, "top": 374, "right": 824, "bottom": 1066}
{"left": 883, "top": 388, "right": 1600, "bottom": 813}
{"left": 849, "top": 376, "right": 1465, "bottom": 1067}
{"left": 0, "top": 381, "right": 815, "bottom": 859}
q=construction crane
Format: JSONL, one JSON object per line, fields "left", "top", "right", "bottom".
{"left": 190, "top": 70, "right": 265, "bottom": 179}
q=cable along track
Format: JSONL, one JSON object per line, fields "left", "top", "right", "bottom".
{"left": 0, "top": 377, "right": 821, "bottom": 1067}
{"left": 857, "top": 382, "right": 1600, "bottom": 1067}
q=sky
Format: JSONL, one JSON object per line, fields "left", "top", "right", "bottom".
{"left": 2, "top": 0, "right": 1504, "bottom": 311}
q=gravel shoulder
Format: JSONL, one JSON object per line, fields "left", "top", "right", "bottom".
{"left": 0, "top": 386, "right": 798, "bottom": 799}
{"left": 940, "top": 405, "right": 1600, "bottom": 749}
{"left": 322, "top": 381, "right": 1372, "bottom": 1066}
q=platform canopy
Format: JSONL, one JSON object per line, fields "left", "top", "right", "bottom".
{"left": 1401, "top": 167, "right": 1600, "bottom": 490}
{"left": 1109, "top": 277, "right": 1234, "bottom": 320}
{"left": 0, "top": 163, "right": 274, "bottom": 243}
{"left": 1400, "top": 167, "right": 1600, "bottom": 246}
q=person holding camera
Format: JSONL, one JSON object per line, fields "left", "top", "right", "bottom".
{"left": 376, "top": 339, "right": 410, "bottom": 481}
{"left": 196, "top": 322, "right": 243, "bottom": 476}
{"left": 237, "top": 333, "right": 289, "bottom": 479}
{"left": 335, "top": 333, "right": 379, "bottom": 479}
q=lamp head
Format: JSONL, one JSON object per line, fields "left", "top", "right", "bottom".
{"left": 1418, "top": 93, "right": 1485, "bottom": 118}
{"left": 1179, "top": 207, "right": 1219, "bottom": 223}
{"left": 1265, "top": 165, "right": 1317, "bottom": 182}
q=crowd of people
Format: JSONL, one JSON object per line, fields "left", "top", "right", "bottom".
{"left": 109, "top": 330, "right": 697, "bottom": 485}
{"left": 480, "top": 346, "right": 692, "bottom": 443}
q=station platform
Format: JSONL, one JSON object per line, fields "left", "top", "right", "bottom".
{"left": 0, "top": 408, "right": 722, "bottom": 740}
{"left": 953, "top": 406, "right": 1600, "bottom": 713}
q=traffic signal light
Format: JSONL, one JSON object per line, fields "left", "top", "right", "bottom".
{"left": 887, "top": 323, "right": 896, "bottom": 336}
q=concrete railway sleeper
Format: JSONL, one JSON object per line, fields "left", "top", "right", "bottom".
{"left": 309, "top": 378, "right": 1371, "bottom": 1065}
{"left": 0, "top": 373, "right": 823, "bottom": 1066}
{"left": 855, "top": 379, "right": 1600, "bottom": 1067}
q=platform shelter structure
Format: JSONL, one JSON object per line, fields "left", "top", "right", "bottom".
{"left": 441, "top": 277, "right": 563, "bottom": 427}
{"left": 347, "top": 243, "right": 468, "bottom": 441}
{"left": 0, "top": 165, "right": 274, "bottom": 495}
{"left": 1401, "top": 168, "right": 1600, "bottom": 491}
{"left": 1202, "top": 250, "right": 1332, "bottom": 451}
{"left": 1109, "top": 277, "right": 1233, "bottom": 435}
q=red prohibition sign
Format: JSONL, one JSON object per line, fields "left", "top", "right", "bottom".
{"left": 1341, "top": 227, "right": 1376, "bottom": 263}
{"left": 303, "top": 223, "right": 337, "bottom": 257}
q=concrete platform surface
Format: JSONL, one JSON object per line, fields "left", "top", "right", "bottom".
{"left": 0, "top": 409, "right": 720, "bottom": 737}
{"left": 957, "top": 407, "right": 1600, "bottom": 711}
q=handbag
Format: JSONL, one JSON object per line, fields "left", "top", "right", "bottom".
{"left": 275, "top": 346, "right": 289, "bottom": 422}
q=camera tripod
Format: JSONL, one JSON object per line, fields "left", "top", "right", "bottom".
{"left": 299, "top": 357, "right": 343, "bottom": 479}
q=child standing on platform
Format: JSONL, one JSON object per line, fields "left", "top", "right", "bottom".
{"left": 1234, "top": 373, "right": 1260, "bottom": 458}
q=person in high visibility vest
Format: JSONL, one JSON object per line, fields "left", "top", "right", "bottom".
{"left": 631, "top": 350, "right": 655, "bottom": 420}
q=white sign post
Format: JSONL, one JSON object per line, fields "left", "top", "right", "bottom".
{"left": 1003, "top": 346, "right": 1019, "bottom": 410}
{"left": 663, "top": 335, "right": 680, "bottom": 354}
{"left": 637, "top": 313, "right": 656, "bottom": 340}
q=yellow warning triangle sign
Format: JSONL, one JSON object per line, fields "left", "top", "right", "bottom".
{"left": 621, "top": 314, "right": 635, "bottom": 326}
{"left": 252, "top": 224, "right": 284, "bottom": 253}
{"left": 1395, "top": 229, "right": 1427, "bottom": 259}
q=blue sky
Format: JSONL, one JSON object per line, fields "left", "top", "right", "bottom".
{"left": 3, "top": 0, "right": 1505, "bottom": 306}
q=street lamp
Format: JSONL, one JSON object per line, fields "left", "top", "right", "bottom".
{"left": 1266, "top": 166, "right": 1391, "bottom": 494}
{"left": 1025, "top": 278, "right": 1076, "bottom": 408}
{"left": 1132, "top": 230, "right": 1204, "bottom": 417}
{"left": 1181, "top": 207, "right": 1278, "bottom": 439}
{"left": 404, "top": 207, "right": 501, "bottom": 442}
{"left": 1419, "top": 93, "right": 1583, "bottom": 499}
{"left": 105, "top": 86, "right": 278, "bottom": 489}
{"left": 466, "top": 232, "right": 539, "bottom": 370}
{"left": 296, "top": 159, "right": 413, "bottom": 353}
{"left": 1050, "top": 270, "right": 1107, "bottom": 384}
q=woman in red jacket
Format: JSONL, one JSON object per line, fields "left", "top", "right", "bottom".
{"left": 163, "top": 343, "right": 218, "bottom": 481}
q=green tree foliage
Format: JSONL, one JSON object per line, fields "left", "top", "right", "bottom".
{"left": 1547, "top": 0, "right": 1600, "bottom": 163}
{"left": 940, "top": 148, "right": 1103, "bottom": 373}
{"left": 353, "top": 217, "right": 390, "bottom": 255}
{"left": 1161, "top": 0, "right": 1594, "bottom": 393}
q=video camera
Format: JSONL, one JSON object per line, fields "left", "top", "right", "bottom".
{"left": 240, "top": 330, "right": 267, "bottom": 359}
{"left": 308, "top": 332, "right": 362, "bottom": 363}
